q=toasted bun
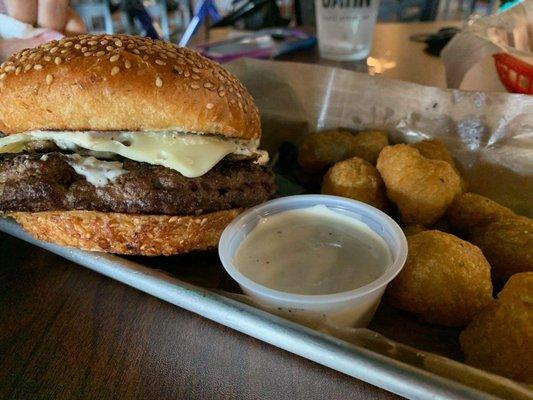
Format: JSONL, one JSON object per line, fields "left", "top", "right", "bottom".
{"left": 8, "top": 209, "right": 241, "bottom": 256}
{"left": 0, "top": 34, "right": 260, "bottom": 140}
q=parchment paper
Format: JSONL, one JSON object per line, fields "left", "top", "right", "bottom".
{"left": 227, "top": 58, "right": 533, "bottom": 215}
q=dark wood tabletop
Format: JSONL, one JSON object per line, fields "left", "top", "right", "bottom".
{"left": 0, "top": 233, "right": 400, "bottom": 400}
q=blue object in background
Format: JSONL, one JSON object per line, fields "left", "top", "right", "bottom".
{"left": 179, "top": 0, "right": 221, "bottom": 47}
{"left": 499, "top": 0, "right": 523, "bottom": 12}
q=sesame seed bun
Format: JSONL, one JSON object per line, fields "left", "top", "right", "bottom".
{"left": 0, "top": 34, "right": 260, "bottom": 141}
{"left": 7, "top": 209, "right": 242, "bottom": 256}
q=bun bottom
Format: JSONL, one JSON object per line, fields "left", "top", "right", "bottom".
{"left": 8, "top": 209, "right": 242, "bottom": 256}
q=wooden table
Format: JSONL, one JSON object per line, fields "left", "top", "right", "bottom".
{"left": 0, "top": 22, "right": 456, "bottom": 400}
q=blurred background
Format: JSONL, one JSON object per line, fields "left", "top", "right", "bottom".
{"left": 69, "top": 0, "right": 502, "bottom": 40}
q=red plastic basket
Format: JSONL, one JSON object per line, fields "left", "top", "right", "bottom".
{"left": 493, "top": 53, "right": 533, "bottom": 94}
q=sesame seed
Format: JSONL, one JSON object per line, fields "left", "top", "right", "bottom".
{"left": 33, "top": 64, "right": 43, "bottom": 70}
{"left": 24, "top": 64, "right": 32, "bottom": 72}
{"left": 111, "top": 66, "right": 120, "bottom": 76}
{"left": 173, "top": 65, "right": 182, "bottom": 74}
{"left": 142, "top": 55, "right": 149, "bottom": 61}
{"left": 184, "top": 70, "right": 190, "bottom": 77}
{"left": 190, "top": 83, "right": 200, "bottom": 89}
{"left": 15, "top": 67, "right": 21, "bottom": 75}
{"left": 218, "top": 90, "right": 226, "bottom": 97}
{"left": 44, "top": 55, "right": 51, "bottom": 61}
{"left": 204, "top": 82, "right": 213, "bottom": 88}
{"left": 74, "top": 44, "right": 81, "bottom": 49}
{"left": 127, "top": 43, "right": 134, "bottom": 49}
{"left": 139, "top": 46, "right": 147, "bottom": 50}
{"left": 4, "top": 65, "right": 14, "bottom": 72}
{"left": 132, "top": 49, "right": 140, "bottom": 55}
{"left": 96, "top": 51, "right": 105, "bottom": 56}
{"left": 80, "top": 39, "right": 87, "bottom": 44}
{"left": 155, "top": 59, "right": 166, "bottom": 65}
{"left": 115, "top": 40, "right": 123, "bottom": 47}
{"left": 191, "top": 74, "right": 200, "bottom": 80}
{"left": 88, "top": 40, "right": 97, "bottom": 46}
{"left": 110, "top": 54, "right": 120, "bottom": 62}
{"left": 60, "top": 49, "right": 68, "bottom": 54}
{"left": 46, "top": 74, "right": 53, "bottom": 85}
{"left": 106, "top": 46, "right": 114, "bottom": 51}
{"left": 50, "top": 47, "right": 59, "bottom": 54}
{"left": 0, "top": 73, "right": 5, "bottom": 80}
{"left": 206, "top": 103, "right": 214, "bottom": 109}
{"left": 159, "top": 53, "right": 168, "bottom": 59}
{"left": 124, "top": 59, "right": 132, "bottom": 69}
{"left": 64, "top": 41, "right": 73, "bottom": 47}
{"left": 83, "top": 52, "right": 93, "bottom": 57}
{"left": 81, "top": 47, "right": 88, "bottom": 52}
{"left": 176, "top": 59, "right": 186, "bottom": 65}
{"left": 167, "top": 53, "right": 177, "bottom": 59}
{"left": 54, "top": 57, "right": 62, "bottom": 65}
{"left": 28, "top": 53, "right": 37, "bottom": 60}
{"left": 192, "top": 67, "right": 201, "bottom": 73}
{"left": 101, "top": 40, "right": 108, "bottom": 45}
{"left": 155, "top": 76, "right": 163, "bottom": 87}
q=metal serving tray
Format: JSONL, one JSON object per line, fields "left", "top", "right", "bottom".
{"left": 1, "top": 218, "right": 531, "bottom": 400}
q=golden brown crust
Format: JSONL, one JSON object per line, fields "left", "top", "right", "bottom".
{"left": 0, "top": 34, "right": 260, "bottom": 140}
{"left": 7, "top": 209, "right": 242, "bottom": 256}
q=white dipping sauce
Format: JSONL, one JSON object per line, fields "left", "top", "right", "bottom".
{"left": 233, "top": 205, "right": 392, "bottom": 295}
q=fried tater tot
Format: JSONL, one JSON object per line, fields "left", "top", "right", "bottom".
{"left": 321, "top": 157, "right": 387, "bottom": 210}
{"left": 297, "top": 129, "right": 389, "bottom": 172}
{"left": 376, "top": 144, "right": 462, "bottom": 226}
{"left": 460, "top": 272, "right": 533, "bottom": 383}
{"left": 402, "top": 224, "right": 425, "bottom": 236}
{"left": 351, "top": 130, "right": 390, "bottom": 164}
{"left": 447, "top": 192, "right": 515, "bottom": 234}
{"left": 387, "top": 230, "right": 493, "bottom": 327}
{"left": 411, "top": 139, "right": 468, "bottom": 191}
{"left": 470, "top": 216, "right": 533, "bottom": 281}
{"left": 411, "top": 139, "right": 455, "bottom": 165}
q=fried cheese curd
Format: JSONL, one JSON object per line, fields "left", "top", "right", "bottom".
{"left": 470, "top": 216, "right": 533, "bottom": 281}
{"left": 460, "top": 272, "right": 533, "bottom": 383}
{"left": 298, "top": 129, "right": 389, "bottom": 172}
{"left": 447, "top": 192, "right": 515, "bottom": 234}
{"left": 411, "top": 139, "right": 467, "bottom": 191}
{"left": 321, "top": 157, "right": 387, "bottom": 210}
{"left": 387, "top": 230, "right": 493, "bottom": 327}
{"left": 376, "top": 144, "right": 463, "bottom": 226}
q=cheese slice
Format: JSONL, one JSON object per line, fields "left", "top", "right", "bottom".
{"left": 0, "top": 130, "right": 261, "bottom": 178}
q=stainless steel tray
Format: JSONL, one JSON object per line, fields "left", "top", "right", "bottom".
{"left": 2, "top": 218, "right": 530, "bottom": 400}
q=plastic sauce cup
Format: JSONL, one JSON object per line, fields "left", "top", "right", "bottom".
{"left": 218, "top": 195, "right": 408, "bottom": 328}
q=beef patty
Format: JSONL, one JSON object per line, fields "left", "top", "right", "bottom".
{"left": 0, "top": 152, "right": 275, "bottom": 215}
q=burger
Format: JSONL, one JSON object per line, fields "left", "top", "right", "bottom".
{"left": 0, "top": 34, "right": 275, "bottom": 255}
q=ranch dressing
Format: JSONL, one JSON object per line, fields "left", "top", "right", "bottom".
{"left": 233, "top": 205, "right": 392, "bottom": 295}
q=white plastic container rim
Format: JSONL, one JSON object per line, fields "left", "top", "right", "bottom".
{"left": 218, "top": 195, "right": 408, "bottom": 305}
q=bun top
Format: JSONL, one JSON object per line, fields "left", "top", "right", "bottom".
{"left": 0, "top": 34, "right": 260, "bottom": 141}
